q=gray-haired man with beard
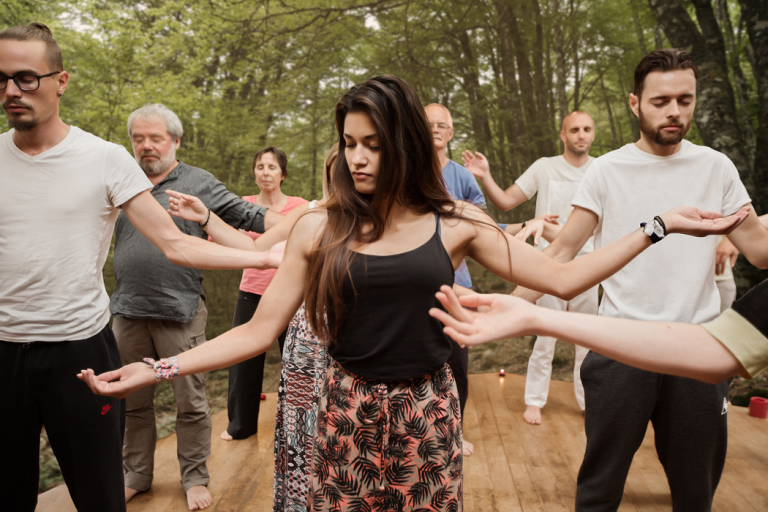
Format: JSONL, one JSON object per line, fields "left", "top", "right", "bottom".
{"left": 112, "top": 104, "right": 282, "bottom": 511}
{"left": 513, "top": 49, "right": 768, "bottom": 511}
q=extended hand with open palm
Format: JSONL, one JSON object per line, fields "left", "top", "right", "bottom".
{"left": 461, "top": 150, "right": 490, "bottom": 179}
{"left": 660, "top": 205, "right": 750, "bottom": 236}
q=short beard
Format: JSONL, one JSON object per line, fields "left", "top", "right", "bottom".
{"left": 137, "top": 148, "right": 177, "bottom": 176}
{"left": 638, "top": 105, "right": 690, "bottom": 146}
{"left": 565, "top": 140, "right": 589, "bottom": 156}
{"left": 4, "top": 101, "right": 37, "bottom": 132}
{"left": 8, "top": 117, "right": 38, "bottom": 132}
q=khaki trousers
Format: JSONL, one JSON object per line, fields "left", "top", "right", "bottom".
{"left": 113, "top": 298, "right": 211, "bottom": 492}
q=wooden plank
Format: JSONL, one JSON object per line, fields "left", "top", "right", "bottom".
{"left": 487, "top": 373, "right": 547, "bottom": 512}
{"left": 462, "top": 375, "right": 510, "bottom": 512}
{"left": 472, "top": 374, "right": 525, "bottom": 511}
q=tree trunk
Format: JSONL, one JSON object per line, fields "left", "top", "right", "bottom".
{"left": 739, "top": 0, "right": 768, "bottom": 199}
{"left": 531, "top": 0, "right": 555, "bottom": 155}
{"left": 552, "top": 0, "right": 568, "bottom": 125}
{"left": 618, "top": 72, "right": 641, "bottom": 140}
{"left": 600, "top": 73, "right": 618, "bottom": 149}
{"left": 631, "top": 0, "right": 648, "bottom": 53}
{"left": 456, "top": 30, "right": 494, "bottom": 157}
{"left": 572, "top": 27, "right": 582, "bottom": 110}
{"left": 691, "top": 0, "right": 729, "bottom": 73}
{"left": 498, "top": 0, "right": 539, "bottom": 137}
{"left": 495, "top": 0, "right": 528, "bottom": 167}
{"left": 735, "top": 0, "right": 768, "bottom": 295}
{"left": 716, "top": 0, "right": 756, "bottom": 169}
{"left": 647, "top": 0, "right": 750, "bottom": 175}
{"left": 653, "top": 22, "right": 664, "bottom": 48}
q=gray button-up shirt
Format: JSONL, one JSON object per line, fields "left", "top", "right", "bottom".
{"left": 110, "top": 161, "right": 268, "bottom": 323}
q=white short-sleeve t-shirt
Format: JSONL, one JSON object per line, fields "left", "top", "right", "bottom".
{"left": 515, "top": 155, "right": 595, "bottom": 254}
{"left": 572, "top": 140, "right": 750, "bottom": 324}
{"left": 0, "top": 127, "right": 152, "bottom": 342}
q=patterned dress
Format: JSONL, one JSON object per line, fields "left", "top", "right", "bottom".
{"left": 309, "top": 361, "right": 463, "bottom": 512}
{"left": 274, "top": 304, "right": 332, "bottom": 512}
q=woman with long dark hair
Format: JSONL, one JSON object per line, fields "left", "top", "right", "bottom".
{"left": 81, "top": 75, "right": 746, "bottom": 511}
{"left": 166, "top": 144, "right": 340, "bottom": 511}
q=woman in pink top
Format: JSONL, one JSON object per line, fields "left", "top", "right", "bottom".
{"left": 223, "top": 146, "right": 307, "bottom": 441}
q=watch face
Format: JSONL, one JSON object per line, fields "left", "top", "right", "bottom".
{"left": 642, "top": 223, "right": 654, "bottom": 236}
{"left": 653, "top": 222, "right": 665, "bottom": 238}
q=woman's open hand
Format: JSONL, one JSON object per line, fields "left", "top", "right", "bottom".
{"left": 166, "top": 190, "right": 209, "bottom": 224}
{"left": 429, "top": 285, "right": 538, "bottom": 348}
{"left": 77, "top": 362, "right": 157, "bottom": 399}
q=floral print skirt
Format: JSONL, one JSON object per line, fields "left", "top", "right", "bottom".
{"left": 309, "top": 361, "right": 463, "bottom": 512}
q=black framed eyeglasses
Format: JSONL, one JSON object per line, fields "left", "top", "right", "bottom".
{"left": 0, "top": 71, "right": 61, "bottom": 92}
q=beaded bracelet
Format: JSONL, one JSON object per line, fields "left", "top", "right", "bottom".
{"left": 142, "top": 357, "right": 180, "bottom": 382}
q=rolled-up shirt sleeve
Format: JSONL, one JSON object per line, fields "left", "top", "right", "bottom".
{"left": 202, "top": 173, "right": 268, "bottom": 233}
{"left": 701, "top": 278, "right": 768, "bottom": 379}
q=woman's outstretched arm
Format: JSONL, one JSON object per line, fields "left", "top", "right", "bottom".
{"left": 77, "top": 210, "right": 325, "bottom": 398}
{"left": 429, "top": 286, "right": 750, "bottom": 384}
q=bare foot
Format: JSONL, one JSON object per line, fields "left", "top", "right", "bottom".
{"left": 220, "top": 430, "right": 233, "bottom": 441}
{"left": 462, "top": 437, "right": 474, "bottom": 456}
{"left": 187, "top": 485, "right": 212, "bottom": 510}
{"left": 125, "top": 486, "right": 141, "bottom": 503}
{"left": 523, "top": 405, "right": 542, "bottom": 425}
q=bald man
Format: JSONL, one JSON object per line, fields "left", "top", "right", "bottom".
{"left": 463, "top": 111, "right": 598, "bottom": 425}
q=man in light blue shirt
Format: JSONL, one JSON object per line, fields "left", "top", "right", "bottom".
{"left": 425, "top": 103, "right": 487, "bottom": 291}
{"left": 425, "top": 103, "right": 487, "bottom": 456}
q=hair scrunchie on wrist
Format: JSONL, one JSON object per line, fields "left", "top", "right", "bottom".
{"left": 142, "top": 357, "right": 180, "bottom": 382}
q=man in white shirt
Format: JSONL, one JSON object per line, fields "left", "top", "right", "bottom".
{"left": 513, "top": 49, "right": 768, "bottom": 511}
{"left": 463, "top": 111, "right": 598, "bottom": 425}
{"left": 0, "top": 23, "right": 280, "bottom": 512}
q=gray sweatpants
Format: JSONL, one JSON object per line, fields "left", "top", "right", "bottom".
{"left": 576, "top": 351, "right": 729, "bottom": 512}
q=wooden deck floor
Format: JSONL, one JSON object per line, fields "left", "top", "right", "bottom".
{"left": 38, "top": 373, "right": 768, "bottom": 511}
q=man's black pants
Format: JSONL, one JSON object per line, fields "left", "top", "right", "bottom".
{"left": 226, "top": 290, "right": 286, "bottom": 439}
{"left": 0, "top": 326, "right": 126, "bottom": 512}
{"left": 577, "top": 351, "right": 729, "bottom": 512}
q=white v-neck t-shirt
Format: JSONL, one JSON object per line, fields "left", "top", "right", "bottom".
{"left": 515, "top": 154, "right": 595, "bottom": 254}
{"left": 0, "top": 127, "right": 152, "bottom": 342}
{"left": 572, "top": 140, "right": 750, "bottom": 324}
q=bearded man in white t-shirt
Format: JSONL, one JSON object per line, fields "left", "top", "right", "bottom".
{"left": 0, "top": 23, "right": 281, "bottom": 512}
{"left": 463, "top": 112, "right": 598, "bottom": 426}
{"left": 513, "top": 49, "right": 768, "bottom": 511}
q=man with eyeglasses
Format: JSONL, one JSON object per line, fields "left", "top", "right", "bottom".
{"left": 424, "top": 102, "right": 488, "bottom": 457}
{"left": 0, "top": 23, "right": 281, "bottom": 512}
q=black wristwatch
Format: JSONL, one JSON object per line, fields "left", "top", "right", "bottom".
{"left": 640, "top": 219, "right": 665, "bottom": 243}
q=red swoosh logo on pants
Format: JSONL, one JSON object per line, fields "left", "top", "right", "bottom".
{"left": 101, "top": 404, "right": 112, "bottom": 415}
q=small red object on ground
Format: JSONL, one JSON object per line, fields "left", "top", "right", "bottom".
{"left": 260, "top": 393, "right": 267, "bottom": 401}
{"left": 749, "top": 396, "right": 768, "bottom": 418}
{"left": 499, "top": 369, "right": 505, "bottom": 377}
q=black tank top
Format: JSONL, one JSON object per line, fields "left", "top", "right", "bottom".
{"left": 329, "top": 212, "right": 455, "bottom": 380}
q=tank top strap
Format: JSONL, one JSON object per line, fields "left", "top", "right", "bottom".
{"left": 434, "top": 211, "right": 441, "bottom": 238}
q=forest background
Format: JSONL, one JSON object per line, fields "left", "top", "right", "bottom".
{"left": 3, "top": 0, "right": 768, "bottom": 493}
